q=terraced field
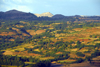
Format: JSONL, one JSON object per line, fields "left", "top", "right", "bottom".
{"left": 1, "top": 20, "right": 100, "bottom": 67}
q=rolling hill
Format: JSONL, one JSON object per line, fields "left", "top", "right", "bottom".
{"left": 0, "top": 9, "right": 100, "bottom": 67}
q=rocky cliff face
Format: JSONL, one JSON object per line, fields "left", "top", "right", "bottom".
{"left": 35, "top": 12, "right": 53, "bottom": 17}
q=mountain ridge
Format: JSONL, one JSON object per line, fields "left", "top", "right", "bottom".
{"left": 0, "top": 9, "right": 100, "bottom": 20}
{"left": 5, "top": 9, "right": 24, "bottom": 13}
{"left": 0, "top": 9, "right": 37, "bottom": 20}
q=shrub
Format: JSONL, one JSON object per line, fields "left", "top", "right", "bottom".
{"left": 91, "top": 50, "right": 100, "bottom": 57}
{"left": 33, "top": 46, "right": 39, "bottom": 49}
{"left": 84, "top": 51, "right": 91, "bottom": 53}
{"left": 76, "top": 52, "right": 85, "bottom": 57}
{"left": 32, "top": 51, "right": 43, "bottom": 55}
{"left": 75, "top": 58, "right": 84, "bottom": 63}
{"left": 15, "top": 50, "right": 19, "bottom": 52}
{"left": 85, "top": 56, "right": 92, "bottom": 61}
{"left": 31, "top": 61, "right": 51, "bottom": 67}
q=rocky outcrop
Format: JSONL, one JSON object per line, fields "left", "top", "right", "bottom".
{"left": 35, "top": 12, "right": 53, "bottom": 17}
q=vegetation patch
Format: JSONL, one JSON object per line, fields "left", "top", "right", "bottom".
{"left": 76, "top": 52, "right": 85, "bottom": 57}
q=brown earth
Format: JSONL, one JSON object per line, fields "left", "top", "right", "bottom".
{"left": 26, "top": 30, "right": 45, "bottom": 35}
{"left": 9, "top": 39, "right": 15, "bottom": 41}
{"left": 22, "top": 33, "right": 29, "bottom": 36}
{"left": 13, "top": 51, "right": 41, "bottom": 56}
{"left": 3, "top": 50, "right": 41, "bottom": 57}
{"left": 3, "top": 50, "right": 13, "bottom": 55}
{"left": 55, "top": 27, "right": 100, "bottom": 44}
{"left": 26, "top": 30, "right": 35, "bottom": 35}
{"left": 12, "top": 28, "right": 20, "bottom": 32}
{"left": 20, "top": 21, "right": 27, "bottom": 24}
{"left": 73, "top": 28, "right": 85, "bottom": 31}
{"left": 35, "top": 30, "right": 45, "bottom": 34}
{"left": 56, "top": 52, "right": 63, "bottom": 54}
{"left": 0, "top": 32, "right": 16, "bottom": 36}
{"left": 16, "top": 25, "right": 24, "bottom": 28}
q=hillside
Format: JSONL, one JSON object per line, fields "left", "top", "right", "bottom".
{"left": 0, "top": 9, "right": 37, "bottom": 20}
{"left": 0, "top": 10, "right": 100, "bottom": 21}
{"left": 0, "top": 10, "right": 100, "bottom": 67}
{"left": 52, "top": 14, "right": 65, "bottom": 18}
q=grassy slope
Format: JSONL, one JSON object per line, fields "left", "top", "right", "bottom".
{"left": 1, "top": 21, "right": 100, "bottom": 66}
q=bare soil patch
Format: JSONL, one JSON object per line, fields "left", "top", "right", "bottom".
{"left": 0, "top": 32, "right": 16, "bottom": 36}
{"left": 73, "top": 28, "right": 85, "bottom": 31}
{"left": 3, "top": 50, "right": 13, "bottom": 55}
{"left": 71, "top": 48, "right": 78, "bottom": 51}
{"left": 9, "top": 39, "right": 15, "bottom": 41}
{"left": 56, "top": 52, "right": 63, "bottom": 54}
{"left": 14, "top": 51, "right": 41, "bottom": 56}
{"left": 36, "top": 30, "right": 45, "bottom": 34}
{"left": 27, "top": 30, "right": 45, "bottom": 35}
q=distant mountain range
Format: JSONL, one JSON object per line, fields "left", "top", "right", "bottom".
{"left": 0, "top": 9, "right": 100, "bottom": 21}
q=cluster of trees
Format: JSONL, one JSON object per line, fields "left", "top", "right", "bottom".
{"left": 0, "top": 36, "right": 25, "bottom": 50}
{"left": 45, "top": 52, "right": 69, "bottom": 59}
{"left": 85, "top": 50, "right": 100, "bottom": 63}
{"left": 1, "top": 19, "right": 100, "bottom": 50}
{"left": 0, "top": 54, "right": 25, "bottom": 66}
{"left": 24, "top": 47, "right": 43, "bottom": 55}
{"left": 0, "top": 51, "right": 51, "bottom": 67}
{"left": 95, "top": 43, "right": 100, "bottom": 49}
{"left": 1, "top": 17, "right": 100, "bottom": 66}
{"left": 29, "top": 60, "right": 51, "bottom": 67}
{"left": 91, "top": 50, "right": 100, "bottom": 57}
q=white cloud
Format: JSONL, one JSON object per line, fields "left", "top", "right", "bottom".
{"left": 17, "top": 5, "right": 33, "bottom": 12}
{"left": 0, "top": 0, "right": 34, "bottom": 12}
{"left": 6, "top": 5, "right": 33, "bottom": 13}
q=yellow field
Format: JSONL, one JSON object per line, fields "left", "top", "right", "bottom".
{"left": 25, "top": 62, "right": 36, "bottom": 64}
{"left": 40, "top": 57, "right": 54, "bottom": 60}
{"left": 5, "top": 43, "right": 34, "bottom": 52}
{"left": 1, "top": 65, "right": 20, "bottom": 67}
{"left": 34, "top": 49, "right": 40, "bottom": 52}
{"left": 78, "top": 48, "right": 89, "bottom": 52}
{"left": 57, "top": 59, "right": 76, "bottom": 63}
{"left": 55, "top": 52, "right": 63, "bottom": 54}
{"left": 71, "top": 48, "right": 78, "bottom": 51}
{"left": 26, "top": 30, "right": 45, "bottom": 35}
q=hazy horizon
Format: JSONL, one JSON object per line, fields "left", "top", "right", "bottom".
{"left": 0, "top": 0, "right": 100, "bottom": 16}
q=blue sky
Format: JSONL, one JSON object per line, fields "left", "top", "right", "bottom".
{"left": 0, "top": 0, "right": 100, "bottom": 16}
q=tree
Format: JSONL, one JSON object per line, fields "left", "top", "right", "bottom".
{"left": 77, "top": 40, "right": 81, "bottom": 45}
{"left": 76, "top": 52, "right": 85, "bottom": 57}
{"left": 85, "top": 56, "right": 92, "bottom": 63}
{"left": 76, "top": 41, "right": 82, "bottom": 48}
{"left": 29, "top": 56, "right": 34, "bottom": 62}
{"left": 98, "top": 37, "right": 100, "bottom": 41}
{"left": 75, "top": 58, "right": 84, "bottom": 63}
{"left": 95, "top": 43, "right": 100, "bottom": 49}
